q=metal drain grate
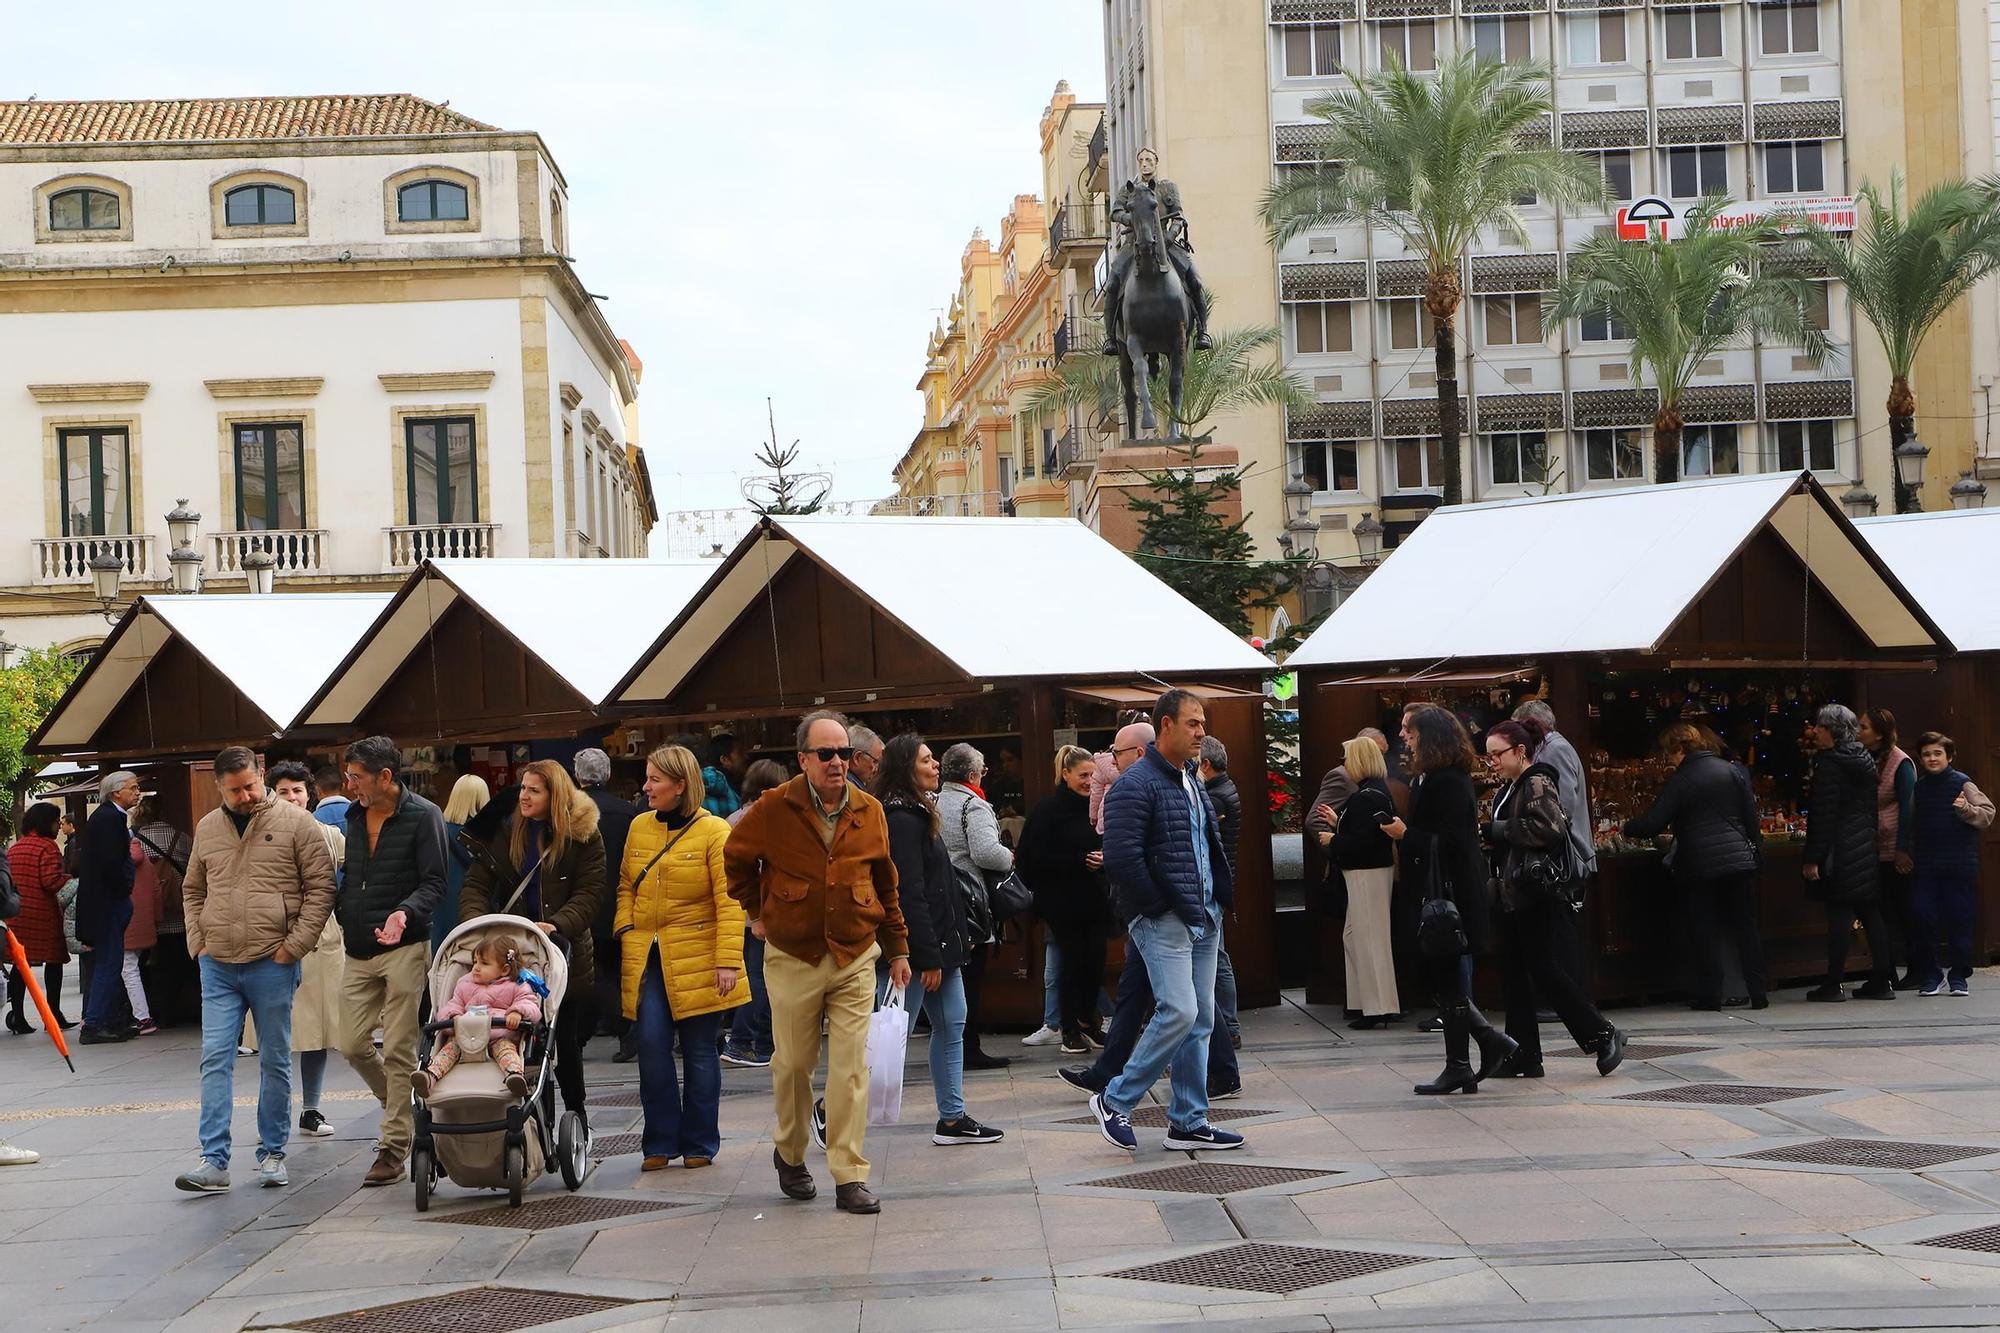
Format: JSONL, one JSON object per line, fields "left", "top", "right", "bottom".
{"left": 1555, "top": 1042, "right": 1715, "bottom": 1061}
{"left": 1917, "top": 1224, "right": 2000, "bottom": 1254}
{"left": 589, "top": 1132, "right": 642, "bottom": 1160}
{"left": 1055, "top": 1105, "right": 1269, "bottom": 1128}
{"left": 275, "top": 1287, "right": 629, "bottom": 1333}
{"left": 591, "top": 1086, "right": 758, "bottom": 1108}
{"left": 425, "top": 1194, "right": 693, "bottom": 1230}
{"left": 1612, "top": 1083, "right": 1833, "bottom": 1105}
{"left": 1731, "top": 1138, "right": 1996, "bottom": 1170}
{"left": 1082, "top": 1163, "right": 1341, "bottom": 1195}
{"left": 1105, "top": 1241, "right": 1426, "bottom": 1294}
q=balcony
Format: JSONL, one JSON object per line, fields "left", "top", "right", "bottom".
{"left": 1048, "top": 200, "right": 1107, "bottom": 273}
{"left": 1053, "top": 314, "right": 1104, "bottom": 365}
{"left": 33, "top": 534, "right": 157, "bottom": 586}
{"left": 1086, "top": 122, "right": 1108, "bottom": 193}
{"left": 870, "top": 492, "right": 1009, "bottom": 518}
{"left": 210, "top": 529, "right": 328, "bottom": 580}
{"left": 1055, "top": 427, "right": 1101, "bottom": 480}
{"left": 383, "top": 523, "right": 499, "bottom": 571}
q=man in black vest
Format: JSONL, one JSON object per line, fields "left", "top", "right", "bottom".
{"left": 336, "top": 736, "right": 447, "bottom": 1186}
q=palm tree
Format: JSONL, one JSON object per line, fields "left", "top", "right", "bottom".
{"left": 1791, "top": 172, "right": 2000, "bottom": 511}
{"left": 1028, "top": 323, "right": 1312, "bottom": 444}
{"left": 1550, "top": 199, "right": 1831, "bottom": 485}
{"left": 1259, "top": 53, "right": 1604, "bottom": 505}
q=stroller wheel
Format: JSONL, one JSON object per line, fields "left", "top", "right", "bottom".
{"left": 411, "top": 1145, "right": 433, "bottom": 1213}
{"left": 505, "top": 1142, "right": 525, "bottom": 1208}
{"left": 557, "top": 1111, "right": 585, "bottom": 1190}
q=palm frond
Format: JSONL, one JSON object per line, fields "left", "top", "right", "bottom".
{"left": 1023, "top": 325, "right": 1309, "bottom": 436}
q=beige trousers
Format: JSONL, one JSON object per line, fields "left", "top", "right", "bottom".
{"left": 1342, "top": 866, "right": 1401, "bottom": 1017}
{"left": 336, "top": 942, "right": 427, "bottom": 1159}
{"left": 765, "top": 941, "right": 879, "bottom": 1186}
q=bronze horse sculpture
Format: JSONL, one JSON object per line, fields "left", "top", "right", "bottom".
{"left": 1110, "top": 181, "right": 1194, "bottom": 440}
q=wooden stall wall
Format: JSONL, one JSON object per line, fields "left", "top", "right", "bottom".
{"left": 1300, "top": 673, "right": 1388, "bottom": 1006}
{"left": 94, "top": 638, "right": 272, "bottom": 756}
{"left": 353, "top": 598, "right": 587, "bottom": 742}
{"left": 1207, "top": 693, "right": 1277, "bottom": 1008}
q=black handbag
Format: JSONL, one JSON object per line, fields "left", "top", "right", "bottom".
{"left": 958, "top": 800, "right": 1032, "bottom": 923}
{"left": 1415, "top": 832, "right": 1469, "bottom": 958}
{"left": 1317, "top": 855, "right": 1349, "bottom": 919}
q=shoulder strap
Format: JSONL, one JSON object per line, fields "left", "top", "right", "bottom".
{"left": 132, "top": 826, "right": 187, "bottom": 876}
{"left": 629, "top": 819, "right": 700, "bottom": 895}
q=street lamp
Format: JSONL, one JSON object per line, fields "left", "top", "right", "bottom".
{"left": 1353, "top": 511, "right": 1384, "bottom": 565}
{"left": 1949, "top": 470, "right": 1989, "bottom": 511}
{"left": 89, "top": 547, "right": 124, "bottom": 620}
{"left": 164, "top": 499, "right": 204, "bottom": 594}
{"left": 1282, "top": 474, "right": 1315, "bottom": 533}
{"left": 241, "top": 547, "right": 278, "bottom": 596}
{"left": 1894, "top": 434, "right": 1930, "bottom": 512}
{"left": 164, "top": 498, "right": 200, "bottom": 550}
{"left": 1840, "top": 484, "right": 1879, "bottom": 520}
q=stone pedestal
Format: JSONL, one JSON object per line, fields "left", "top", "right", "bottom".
{"left": 1087, "top": 439, "right": 1242, "bottom": 552}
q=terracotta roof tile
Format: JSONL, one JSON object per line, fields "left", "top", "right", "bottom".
{"left": 0, "top": 94, "right": 498, "bottom": 145}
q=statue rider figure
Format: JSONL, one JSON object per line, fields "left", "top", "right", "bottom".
{"left": 1101, "top": 146, "right": 1213, "bottom": 356}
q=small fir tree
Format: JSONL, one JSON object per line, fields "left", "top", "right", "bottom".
{"left": 744, "top": 398, "right": 827, "bottom": 516}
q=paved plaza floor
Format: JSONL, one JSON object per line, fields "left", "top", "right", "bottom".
{"left": 10, "top": 982, "right": 2000, "bottom": 1332}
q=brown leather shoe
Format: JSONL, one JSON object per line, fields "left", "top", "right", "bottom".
{"left": 641, "top": 1155, "right": 674, "bottom": 1172}
{"left": 362, "top": 1150, "right": 406, "bottom": 1187}
{"left": 683, "top": 1156, "right": 712, "bottom": 1169}
{"left": 774, "top": 1147, "right": 816, "bottom": 1201}
{"left": 835, "top": 1181, "right": 880, "bottom": 1214}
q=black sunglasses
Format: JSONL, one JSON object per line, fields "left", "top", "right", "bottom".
{"left": 807, "top": 746, "right": 855, "bottom": 763}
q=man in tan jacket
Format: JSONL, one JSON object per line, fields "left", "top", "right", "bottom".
{"left": 174, "top": 747, "right": 337, "bottom": 1194}
{"left": 725, "top": 710, "right": 910, "bottom": 1215}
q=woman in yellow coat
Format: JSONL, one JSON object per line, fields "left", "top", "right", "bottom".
{"left": 617, "top": 743, "right": 749, "bottom": 1171}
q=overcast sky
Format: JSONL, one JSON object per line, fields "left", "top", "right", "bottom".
{"left": 11, "top": 0, "right": 1104, "bottom": 535}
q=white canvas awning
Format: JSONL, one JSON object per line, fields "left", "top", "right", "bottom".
{"left": 301, "top": 559, "right": 715, "bottom": 728}
{"left": 1288, "top": 472, "right": 1942, "bottom": 670}
{"left": 1858, "top": 509, "right": 2000, "bottom": 654}
{"left": 33, "top": 594, "right": 391, "bottom": 754}
{"left": 614, "top": 515, "right": 1272, "bottom": 705}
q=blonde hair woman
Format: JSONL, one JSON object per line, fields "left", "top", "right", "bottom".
{"left": 458, "top": 760, "right": 605, "bottom": 1122}
{"left": 436, "top": 775, "right": 492, "bottom": 956}
{"left": 1331, "top": 736, "right": 1401, "bottom": 1030}
{"left": 617, "top": 744, "right": 749, "bottom": 1171}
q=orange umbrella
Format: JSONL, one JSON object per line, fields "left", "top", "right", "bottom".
{"left": 2, "top": 925, "right": 74, "bottom": 1072}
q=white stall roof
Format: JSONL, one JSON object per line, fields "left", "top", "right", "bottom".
{"left": 302, "top": 560, "right": 714, "bottom": 727}
{"left": 615, "top": 515, "right": 1272, "bottom": 704}
{"left": 1858, "top": 509, "right": 2000, "bottom": 653}
{"left": 1289, "top": 472, "right": 1940, "bottom": 670}
{"left": 34, "top": 594, "right": 391, "bottom": 752}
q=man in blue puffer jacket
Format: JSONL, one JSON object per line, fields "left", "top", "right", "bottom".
{"left": 1087, "top": 689, "right": 1244, "bottom": 1153}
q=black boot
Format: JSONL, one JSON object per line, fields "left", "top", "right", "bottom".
{"left": 1594, "top": 1025, "right": 1626, "bottom": 1077}
{"left": 1468, "top": 1005, "right": 1518, "bottom": 1083}
{"left": 1414, "top": 1004, "right": 1478, "bottom": 1095}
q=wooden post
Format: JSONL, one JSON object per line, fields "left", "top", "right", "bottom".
{"left": 1205, "top": 692, "right": 1277, "bottom": 1007}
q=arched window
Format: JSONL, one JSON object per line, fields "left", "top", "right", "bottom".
{"left": 549, "top": 190, "right": 566, "bottom": 254}
{"left": 224, "top": 183, "right": 296, "bottom": 226}
{"left": 398, "top": 179, "right": 469, "bottom": 223}
{"left": 50, "top": 187, "right": 120, "bottom": 231}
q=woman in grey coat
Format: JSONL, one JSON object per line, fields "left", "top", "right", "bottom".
{"left": 937, "top": 744, "right": 1014, "bottom": 1071}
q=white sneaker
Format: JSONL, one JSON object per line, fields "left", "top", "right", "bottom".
{"left": 258, "top": 1156, "right": 289, "bottom": 1188}
{"left": 0, "top": 1140, "right": 39, "bottom": 1166}
{"left": 1021, "top": 1025, "right": 1063, "bottom": 1047}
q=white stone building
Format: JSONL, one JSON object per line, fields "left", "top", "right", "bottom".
{"left": 0, "top": 94, "right": 655, "bottom": 654}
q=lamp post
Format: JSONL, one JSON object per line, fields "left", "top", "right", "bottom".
{"left": 1282, "top": 474, "right": 1314, "bottom": 533}
{"left": 1353, "top": 511, "right": 1384, "bottom": 565}
{"left": 1840, "top": 484, "right": 1879, "bottom": 521}
{"left": 165, "top": 499, "right": 204, "bottom": 594}
{"left": 1949, "top": 470, "right": 1989, "bottom": 511}
{"left": 1893, "top": 434, "right": 1930, "bottom": 513}
{"left": 89, "top": 548, "right": 124, "bottom": 621}
{"left": 241, "top": 547, "right": 277, "bottom": 596}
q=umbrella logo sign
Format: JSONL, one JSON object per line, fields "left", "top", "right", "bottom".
{"left": 1616, "top": 196, "right": 1676, "bottom": 241}
{"left": 1616, "top": 195, "right": 1857, "bottom": 242}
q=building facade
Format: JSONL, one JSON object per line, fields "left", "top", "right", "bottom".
{"left": 0, "top": 94, "right": 654, "bottom": 654}
{"left": 1100, "top": 0, "right": 1999, "bottom": 601}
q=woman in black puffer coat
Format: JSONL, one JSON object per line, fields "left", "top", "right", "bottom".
{"left": 1803, "top": 705, "right": 1895, "bottom": 1001}
{"left": 1017, "top": 745, "right": 1108, "bottom": 1052}
{"left": 1624, "top": 723, "right": 1768, "bottom": 1010}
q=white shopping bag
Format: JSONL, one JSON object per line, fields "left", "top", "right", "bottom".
{"left": 866, "top": 984, "right": 909, "bottom": 1126}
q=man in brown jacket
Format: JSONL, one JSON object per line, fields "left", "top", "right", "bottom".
{"left": 725, "top": 710, "right": 911, "bottom": 1215}
{"left": 174, "top": 747, "right": 337, "bottom": 1194}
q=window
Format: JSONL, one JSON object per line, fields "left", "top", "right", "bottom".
{"left": 1486, "top": 432, "right": 1548, "bottom": 486}
{"left": 1594, "top": 150, "right": 1636, "bottom": 201}
{"left": 1580, "top": 306, "right": 1634, "bottom": 341}
{"left": 1760, "top": 0, "right": 1819, "bottom": 55}
{"left": 1471, "top": 16, "right": 1530, "bottom": 64}
{"left": 1663, "top": 5, "right": 1724, "bottom": 60}
{"left": 549, "top": 191, "right": 566, "bottom": 254}
{"left": 1667, "top": 145, "right": 1729, "bottom": 198}
{"left": 49, "top": 187, "right": 119, "bottom": 231}
{"left": 1289, "top": 300, "right": 1355, "bottom": 354}
{"left": 398, "top": 179, "right": 470, "bottom": 223}
{"left": 1482, "top": 294, "right": 1544, "bottom": 346}
{"left": 1682, "top": 423, "right": 1740, "bottom": 477}
{"left": 1389, "top": 436, "right": 1444, "bottom": 491}
{"left": 1765, "top": 141, "right": 1825, "bottom": 194}
{"left": 1377, "top": 19, "right": 1437, "bottom": 71}
{"left": 1282, "top": 22, "right": 1343, "bottom": 77}
{"left": 58, "top": 428, "right": 131, "bottom": 537}
{"left": 1040, "top": 426, "right": 1056, "bottom": 477}
{"left": 224, "top": 183, "right": 295, "bottom": 226}
{"left": 1584, "top": 428, "right": 1646, "bottom": 482}
{"left": 1774, "top": 419, "right": 1838, "bottom": 472}
{"left": 1803, "top": 280, "right": 1831, "bottom": 330}
{"left": 1386, "top": 300, "right": 1437, "bottom": 350}
{"left": 233, "top": 423, "right": 306, "bottom": 530}
{"left": 1566, "top": 11, "right": 1627, "bottom": 65}
{"left": 405, "top": 416, "right": 479, "bottom": 525}
{"left": 1291, "top": 439, "right": 1360, "bottom": 494}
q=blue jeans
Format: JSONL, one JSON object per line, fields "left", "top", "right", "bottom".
{"left": 635, "top": 947, "right": 724, "bottom": 1159}
{"left": 1042, "top": 936, "right": 1061, "bottom": 1030}
{"left": 1088, "top": 944, "right": 1151, "bottom": 1088}
{"left": 198, "top": 955, "right": 299, "bottom": 1169}
{"left": 1103, "top": 912, "right": 1218, "bottom": 1131}
{"left": 1214, "top": 945, "right": 1240, "bottom": 1039}
{"left": 84, "top": 897, "right": 133, "bottom": 1030}
{"left": 883, "top": 969, "right": 966, "bottom": 1121}
{"left": 297, "top": 1048, "right": 327, "bottom": 1114}
{"left": 1913, "top": 870, "right": 1979, "bottom": 987}
{"left": 724, "top": 930, "right": 772, "bottom": 1058}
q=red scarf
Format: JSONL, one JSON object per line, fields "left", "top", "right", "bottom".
{"left": 963, "top": 780, "right": 987, "bottom": 800}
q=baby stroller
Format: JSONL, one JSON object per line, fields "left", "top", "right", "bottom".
{"left": 412, "top": 913, "right": 588, "bottom": 1209}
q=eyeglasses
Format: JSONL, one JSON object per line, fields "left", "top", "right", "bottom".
{"left": 807, "top": 746, "right": 855, "bottom": 763}
{"left": 1483, "top": 745, "right": 1520, "bottom": 762}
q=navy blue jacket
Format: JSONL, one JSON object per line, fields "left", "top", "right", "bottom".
{"left": 1913, "top": 768, "right": 1980, "bottom": 878}
{"left": 1103, "top": 745, "right": 1234, "bottom": 928}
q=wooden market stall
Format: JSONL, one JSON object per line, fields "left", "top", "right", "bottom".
{"left": 1288, "top": 473, "right": 1950, "bottom": 1007}
{"left": 608, "top": 513, "right": 1278, "bottom": 1021}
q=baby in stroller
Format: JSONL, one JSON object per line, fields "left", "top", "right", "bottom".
{"left": 415, "top": 931, "right": 541, "bottom": 1099}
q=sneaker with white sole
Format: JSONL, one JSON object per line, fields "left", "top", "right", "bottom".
{"left": 174, "top": 1159, "right": 230, "bottom": 1192}
{"left": 1021, "top": 1024, "right": 1063, "bottom": 1047}
{"left": 932, "top": 1117, "right": 1005, "bottom": 1145}
{"left": 1920, "top": 979, "right": 1948, "bottom": 997}
{"left": 1088, "top": 1093, "right": 1136, "bottom": 1151}
{"left": 1059, "top": 1037, "right": 1089, "bottom": 1055}
{"left": 298, "top": 1109, "right": 335, "bottom": 1137}
{"left": 1952, "top": 981, "right": 1971, "bottom": 997}
{"left": 720, "top": 1049, "right": 772, "bottom": 1068}
{"left": 0, "top": 1140, "right": 39, "bottom": 1166}
{"left": 258, "top": 1156, "right": 288, "bottom": 1188}
{"left": 810, "top": 1097, "right": 827, "bottom": 1151}
{"left": 1162, "top": 1123, "right": 1246, "bottom": 1151}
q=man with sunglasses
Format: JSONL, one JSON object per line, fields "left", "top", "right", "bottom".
{"left": 725, "top": 710, "right": 911, "bottom": 1216}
